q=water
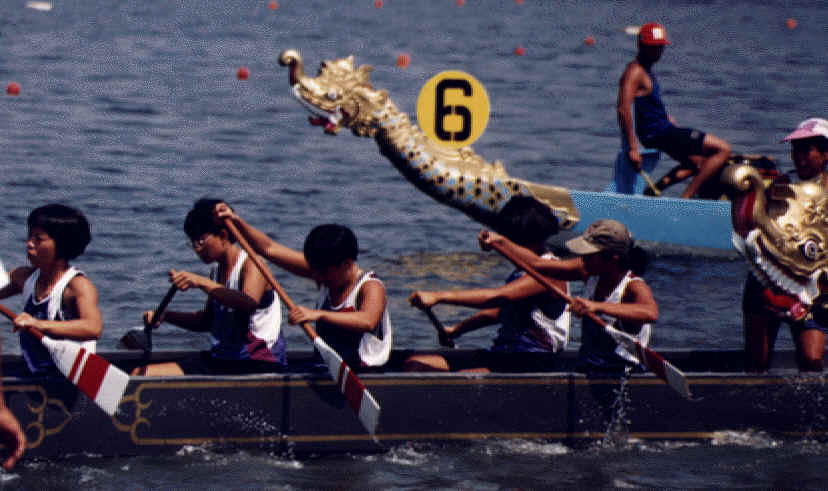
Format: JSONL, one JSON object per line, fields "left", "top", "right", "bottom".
{"left": 0, "top": 0, "right": 827, "bottom": 487}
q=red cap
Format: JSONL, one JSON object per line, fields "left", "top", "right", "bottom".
{"left": 638, "top": 22, "right": 670, "bottom": 46}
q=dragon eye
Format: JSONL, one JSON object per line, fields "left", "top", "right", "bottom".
{"left": 326, "top": 90, "right": 339, "bottom": 101}
{"left": 802, "top": 240, "right": 820, "bottom": 261}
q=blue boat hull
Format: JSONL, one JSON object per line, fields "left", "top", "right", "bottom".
{"left": 567, "top": 190, "right": 733, "bottom": 251}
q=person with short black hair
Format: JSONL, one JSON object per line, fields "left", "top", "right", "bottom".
{"left": 0, "top": 204, "right": 102, "bottom": 377}
{"left": 132, "top": 198, "right": 286, "bottom": 376}
{"left": 404, "top": 196, "right": 571, "bottom": 372}
{"left": 214, "top": 204, "right": 392, "bottom": 370}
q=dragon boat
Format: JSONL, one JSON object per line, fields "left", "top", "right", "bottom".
{"left": 3, "top": 347, "right": 828, "bottom": 460}
{"left": 277, "top": 49, "right": 782, "bottom": 253}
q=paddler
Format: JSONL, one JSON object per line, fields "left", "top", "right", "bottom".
{"left": 132, "top": 199, "right": 286, "bottom": 375}
{"left": 214, "top": 204, "right": 392, "bottom": 372}
{"left": 742, "top": 117, "right": 828, "bottom": 372}
{"left": 617, "top": 22, "right": 732, "bottom": 199}
{"left": 405, "top": 196, "right": 570, "bottom": 372}
{"left": 480, "top": 219, "right": 657, "bottom": 374}
{"left": 0, "top": 204, "right": 103, "bottom": 378}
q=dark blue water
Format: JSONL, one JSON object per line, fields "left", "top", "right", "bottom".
{"left": 0, "top": 0, "right": 827, "bottom": 487}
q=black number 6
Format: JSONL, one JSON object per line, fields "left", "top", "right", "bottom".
{"left": 434, "top": 79, "right": 472, "bottom": 142}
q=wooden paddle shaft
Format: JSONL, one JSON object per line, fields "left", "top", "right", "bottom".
{"left": 638, "top": 169, "right": 661, "bottom": 196}
{"left": 0, "top": 303, "right": 43, "bottom": 340}
{"left": 223, "top": 219, "right": 318, "bottom": 341}
{"left": 490, "top": 242, "right": 611, "bottom": 330}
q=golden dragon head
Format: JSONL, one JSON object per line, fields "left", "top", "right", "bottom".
{"left": 724, "top": 165, "right": 828, "bottom": 317}
{"left": 279, "top": 49, "right": 388, "bottom": 138}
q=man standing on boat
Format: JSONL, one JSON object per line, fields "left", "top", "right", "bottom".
{"left": 617, "top": 22, "right": 732, "bottom": 199}
{"left": 741, "top": 118, "right": 828, "bottom": 373}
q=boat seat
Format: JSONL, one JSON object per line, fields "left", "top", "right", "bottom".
{"left": 605, "top": 148, "right": 661, "bottom": 194}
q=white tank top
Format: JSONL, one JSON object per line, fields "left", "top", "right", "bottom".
{"left": 208, "top": 250, "right": 283, "bottom": 358}
{"left": 316, "top": 271, "right": 392, "bottom": 367}
{"left": 21, "top": 267, "right": 96, "bottom": 372}
{"left": 582, "top": 270, "right": 652, "bottom": 364}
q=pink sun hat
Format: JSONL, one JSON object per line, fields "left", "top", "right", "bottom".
{"left": 781, "top": 118, "right": 828, "bottom": 142}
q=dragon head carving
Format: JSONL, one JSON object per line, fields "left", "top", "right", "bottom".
{"left": 279, "top": 49, "right": 388, "bottom": 138}
{"left": 724, "top": 165, "right": 828, "bottom": 318}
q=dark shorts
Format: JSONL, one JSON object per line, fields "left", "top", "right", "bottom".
{"left": 178, "top": 351, "right": 286, "bottom": 375}
{"left": 643, "top": 126, "right": 706, "bottom": 162}
{"left": 743, "top": 273, "right": 828, "bottom": 335}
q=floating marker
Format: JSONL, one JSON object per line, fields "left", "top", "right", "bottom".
{"left": 268, "top": 1, "right": 278, "bottom": 10}
{"left": 456, "top": 0, "right": 465, "bottom": 5}
{"left": 6, "top": 82, "right": 20, "bottom": 96}
{"left": 237, "top": 67, "right": 249, "bottom": 80}
{"left": 374, "top": 0, "right": 383, "bottom": 7}
{"left": 584, "top": 36, "right": 595, "bottom": 46}
{"left": 396, "top": 53, "right": 410, "bottom": 68}
{"left": 786, "top": 18, "right": 797, "bottom": 29}
{"left": 514, "top": 46, "right": 526, "bottom": 56}
{"left": 25, "top": 1, "right": 52, "bottom": 11}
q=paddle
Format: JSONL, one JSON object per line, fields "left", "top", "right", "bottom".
{"left": 119, "top": 285, "right": 178, "bottom": 354}
{"left": 223, "top": 219, "right": 381, "bottom": 436}
{"left": 489, "top": 242, "right": 691, "bottom": 399}
{"left": 0, "top": 303, "right": 129, "bottom": 415}
{"left": 418, "top": 306, "right": 455, "bottom": 348}
{"left": 639, "top": 169, "right": 661, "bottom": 196}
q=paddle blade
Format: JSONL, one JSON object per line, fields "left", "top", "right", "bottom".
{"left": 607, "top": 326, "right": 691, "bottom": 399}
{"left": 313, "top": 337, "right": 380, "bottom": 436}
{"left": 119, "top": 328, "right": 149, "bottom": 351}
{"left": 40, "top": 337, "right": 130, "bottom": 415}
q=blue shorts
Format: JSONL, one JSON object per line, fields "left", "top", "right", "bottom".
{"left": 642, "top": 126, "right": 706, "bottom": 163}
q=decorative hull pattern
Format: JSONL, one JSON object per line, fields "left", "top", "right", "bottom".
{"left": 3, "top": 349, "right": 827, "bottom": 459}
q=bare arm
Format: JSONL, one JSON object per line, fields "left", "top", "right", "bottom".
{"left": 214, "top": 203, "right": 313, "bottom": 279}
{"left": 478, "top": 230, "right": 588, "bottom": 281}
{"left": 0, "top": 334, "right": 25, "bottom": 469}
{"left": 14, "top": 275, "right": 103, "bottom": 340}
{"left": 571, "top": 279, "right": 659, "bottom": 329}
{"left": 409, "top": 273, "right": 562, "bottom": 310}
{"left": 617, "top": 64, "right": 641, "bottom": 146}
{"left": 288, "top": 279, "right": 386, "bottom": 333}
{"left": 443, "top": 308, "right": 501, "bottom": 339}
{"left": 0, "top": 267, "right": 32, "bottom": 300}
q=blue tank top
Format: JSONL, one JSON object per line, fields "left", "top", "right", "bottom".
{"left": 207, "top": 251, "right": 287, "bottom": 366}
{"left": 633, "top": 68, "right": 673, "bottom": 145}
{"left": 491, "top": 262, "right": 570, "bottom": 353}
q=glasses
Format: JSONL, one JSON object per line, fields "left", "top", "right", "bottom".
{"left": 190, "top": 234, "right": 214, "bottom": 249}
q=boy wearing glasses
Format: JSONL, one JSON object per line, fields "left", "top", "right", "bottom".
{"left": 133, "top": 198, "right": 286, "bottom": 375}
{"left": 214, "top": 203, "right": 392, "bottom": 371}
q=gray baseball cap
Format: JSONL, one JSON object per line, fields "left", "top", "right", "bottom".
{"left": 565, "top": 219, "right": 633, "bottom": 255}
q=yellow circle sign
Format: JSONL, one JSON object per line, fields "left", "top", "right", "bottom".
{"left": 416, "top": 70, "right": 490, "bottom": 149}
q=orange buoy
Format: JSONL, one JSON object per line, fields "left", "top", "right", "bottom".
{"left": 374, "top": 0, "right": 383, "bottom": 7}
{"left": 515, "top": 0, "right": 524, "bottom": 4}
{"left": 456, "top": 0, "right": 465, "bottom": 5}
{"left": 396, "top": 53, "right": 411, "bottom": 68}
{"left": 584, "top": 36, "right": 596, "bottom": 46}
{"left": 514, "top": 46, "right": 526, "bottom": 56}
{"left": 6, "top": 82, "right": 20, "bottom": 96}
{"left": 237, "top": 67, "right": 249, "bottom": 80}
{"left": 786, "top": 18, "right": 797, "bottom": 29}
{"left": 268, "top": 1, "right": 278, "bottom": 10}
